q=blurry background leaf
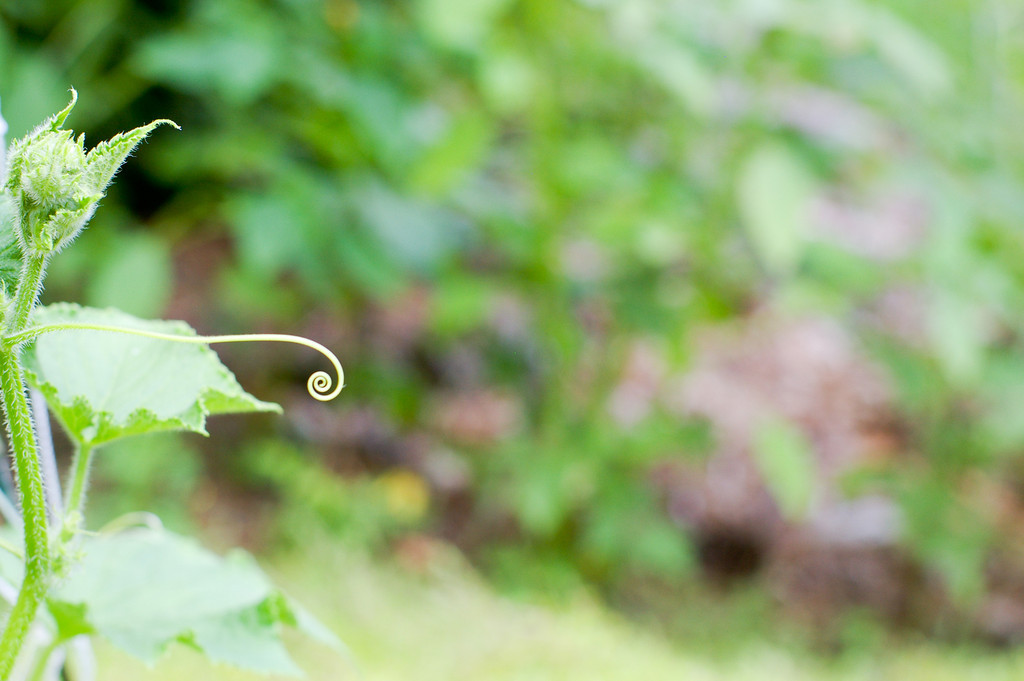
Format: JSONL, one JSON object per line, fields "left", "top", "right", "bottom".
{"left": 416, "top": 0, "right": 513, "bottom": 51}
{"left": 753, "top": 417, "right": 816, "bottom": 520}
{"left": 737, "top": 144, "right": 817, "bottom": 276}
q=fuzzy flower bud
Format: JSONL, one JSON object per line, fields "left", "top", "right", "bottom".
{"left": 2, "top": 89, "right": 177, "bottom": 256}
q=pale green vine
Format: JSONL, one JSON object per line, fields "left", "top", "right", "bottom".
{"left": 6, "top": 324, "right": 345, "bottom": 402}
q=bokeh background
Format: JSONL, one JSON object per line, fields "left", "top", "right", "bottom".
{"left": 6, "top": 0, "right": 1024, "bottom": 677}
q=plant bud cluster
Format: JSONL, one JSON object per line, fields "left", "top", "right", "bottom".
{"left": 1, "top": 89, "right": 176, "bottom": 256}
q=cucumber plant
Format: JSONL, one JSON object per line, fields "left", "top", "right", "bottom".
{"left": 0, "top": 91, "right": 345, "bottom": 679}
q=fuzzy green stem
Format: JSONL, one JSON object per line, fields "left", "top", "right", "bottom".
{"left": 6, "top": 255, "right": 48, "bottom": 334}
{"left": 0, "top": 253, "right": 50, "bottom": 678}
{"left": 0, "top": 348, "right": 49, "bottom": 678}
{"left": 64, "top": 443, "right": 93, "bottom": 520}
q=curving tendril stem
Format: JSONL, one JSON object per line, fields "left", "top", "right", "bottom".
{"left": 4, "top": 324, "right": 345, "bottom": 401}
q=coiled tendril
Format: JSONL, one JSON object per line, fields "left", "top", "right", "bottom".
{"left": 4, "top": 325, "right": 344, "bottom": 401}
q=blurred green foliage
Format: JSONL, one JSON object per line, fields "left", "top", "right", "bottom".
{"left": 6, "top": 0, "right": 1024, "bottom": 638}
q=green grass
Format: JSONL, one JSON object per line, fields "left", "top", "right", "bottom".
{"left": 95, "top": 539, "right": 1024, "bottom": 681}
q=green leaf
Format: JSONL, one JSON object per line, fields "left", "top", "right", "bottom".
{"left": 83, "top": 118, "right": 179, "bottom": 197}
{"left": 416, "top": 0, "right": 513, "bottom": 51}
{"left": 227, "top": 191, "right": 303, "bottom": 278}
{"left": 635, "top": 40, "right": 715, "bottom": 117}
{"left": 928, "top": 290, "right": 985, "bottom": 387}
{"left": 736, "top": 143, "right": 816, "bottom": 276}
{"left": 48, "top": 528, "right": 342, "bottom": 674}
{"left": 47, "top": 601, "right": 94, "bottom": 641}
{"left": 428, "top": 275, "right": 494, "bottom": 337}
{"left": 478, "top": 49, "right": 536, "bottom": 113}
{"left": 132, "top": 15, "right": 282, "bottom": 106}
{"left": 409, "top": 111, "right": 494, "bottom": 196}
{"left": 752, "top": 416, "right": 816, "bottom": 520}
{"left": 0, "top": 194, "right": 24, "bottom": 294}
{"left": 185, "top": 607, "right": 301, "bottom": 675}
{"left": 870, "top": 9, "right": 952, "bottom": 99}
{"left": 23, "top": 303, "right": 280, "bottom": 446}
{"left": 356, "top": 182, "right": 467, "bottom": 274}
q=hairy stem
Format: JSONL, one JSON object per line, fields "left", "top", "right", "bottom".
{"left": 64, "top": 443, "right": 94, "bottom": 520}
{"left": 6, "top": 255, "right": 47, "bottom": 334}
{"left": 0, "top": 253, "right": 50, "bottom": 678}
{"left": 0, "top": 348, "right": 48, "bottom": 678}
